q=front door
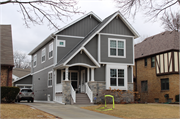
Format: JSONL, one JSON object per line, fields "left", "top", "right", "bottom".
{"left": 71, "top": 72, "right": 78, "bottom": 90}
{"left": 81, "top": 70, "right": 85, "bottom": 93}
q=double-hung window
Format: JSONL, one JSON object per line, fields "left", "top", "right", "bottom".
{"left": 33, "top": 54, "right": 37, "bottom": 67}
{"left": 48, "top": 71, "right": 53, "bottom": 87}
{"left": 41, "top": 48, "right": 46, "bottom": 63}
{"left": 108, "top": 38, "right": 126, "bottom": 58}
{"left": 144, "top": 58, "right": 147, "bottom": 66}
{"left": 110, "top": 69, "right": 124, "bottom": 86}
{"left": 107, "top": 65, "right": 127, "bottom": 90}
{"left": 49, "top": 42, "right": 53, "bottom": 59}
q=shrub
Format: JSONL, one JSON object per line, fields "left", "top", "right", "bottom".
{"left": 1, "top": 86, "right": 20, "bottom": 103}
{"left": 175, "top": 94, "right": 180, "bottom": 102}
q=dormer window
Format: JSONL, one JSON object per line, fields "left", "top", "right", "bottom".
{"left": 108, "top": 38, "right": 126, "bottom": 58}
{"left": 41, "top": 48, "right": 46, "bottom": 63}
{"left": 49, "top": 42, "right": 53, "bottom": 59}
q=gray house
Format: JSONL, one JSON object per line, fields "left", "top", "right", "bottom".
{"left": 27, "top": 11, "right": 139, "bottom": 104}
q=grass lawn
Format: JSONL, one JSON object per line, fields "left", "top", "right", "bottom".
{"left": 0, "top": 104, "right": 58, "bottom": 119}
{"left": 81, "top": 104, "right": 180, "bottom": 118}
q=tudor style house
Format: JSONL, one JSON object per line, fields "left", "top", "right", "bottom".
{"left": 134, "top": 30, "right": 180, "bottom": 103}
{"left": 27, "top": 11, "right": 139, "bottom": 104}
{"left": 0, "top": 25, "right": 14, "bottom": 86}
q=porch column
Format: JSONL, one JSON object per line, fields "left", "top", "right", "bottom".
{"left": 87, "top": 68, "right": 89, "bottom": 82}
{"left": 65, "top": 67, "right": 69, "bottom": 81}
{"left": 91, "top": 68, "right": 94, "bottom": 81}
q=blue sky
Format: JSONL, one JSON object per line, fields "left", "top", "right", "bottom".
{"left": 1, "top": 0, "right": 165, "bottom": 57}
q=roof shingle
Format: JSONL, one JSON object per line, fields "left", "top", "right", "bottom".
{"left": 135, "top": 30, "right": 180, "bottom": 59}
{"left": 0, "top": 25, "right": 14, "bottom": 66}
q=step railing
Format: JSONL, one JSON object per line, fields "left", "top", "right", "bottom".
{"left": 70, "top": 85, "right": 76, "bottom": 103}
{"left": 85, "top": 83, "right": 93, "bottom": 103}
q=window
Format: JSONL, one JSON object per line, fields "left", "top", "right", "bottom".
{"left": 110, "top": 69, "right": 124, "bottom": 86}
{"left": 49, "top": 42, "right": 53, "bottom": 59}
{"left": 161, "top": 78, "right": 169, "bottom": 90}
{"left": 41, "top": 48, "right": 46, "bottom": 63}
{"left": 48, "top": 71, "right": 53, "bottom": 87}
{"left": 151, "top": 56, "right": 155, "bottom": 67}
{"left": 57, "top": 40, "right": 65, "bottom": 47}
{"left": 141, "top": 81, "right": 148, "bottom": 92}
{"left": 144, "top": 58, "right": 147, "bottom": 66}
{"left": 33, "top": 54, "right": 37, "bottom": 67}
{"left": 108, "top": 38, "right": 126, "bottom": 58}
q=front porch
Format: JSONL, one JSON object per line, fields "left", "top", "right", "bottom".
{"left": 54, "top": 65, "right": 96, "bottom": 104}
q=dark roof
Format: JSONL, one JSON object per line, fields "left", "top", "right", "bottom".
{"left": 0, "top": 25, "right": 14, "bottom": 66}
{"left": 13, "top": 68, "right": 31, "bottom": 78}
{"left": 135, "top": 30, "right": 180, "bottom": 59}
{"left": 56, "top": 12, "right": 117, "bottom": 66}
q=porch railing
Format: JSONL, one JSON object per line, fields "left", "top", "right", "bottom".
{"left": 70, "top": 85, "right": 76, "bottom": 103}
{"left": 85, "top": 83, "right": 93, "bottom": 103}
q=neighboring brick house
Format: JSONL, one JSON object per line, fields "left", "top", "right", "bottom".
{"left": 0, "top": 25, "right": 14, "bottom": 86}
{"left": 134, "top": 30, "right": 180, "bottom": 103}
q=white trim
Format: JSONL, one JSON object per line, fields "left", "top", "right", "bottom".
{"left": 53, "top": 11, "right": 102, "bottom": 35}
{"left": 32, "top": 64, "right": 54, "bottom": 75}
{"left": 87, "top": 68, "right": 89, "bottom": 82}
{"left": 91, "top": 68, "right": 94, "bottom": 81}
{"left": 28, "top": 34, "right": 55, "bottom": 55}
{"left": 81, "top": 70, "right": 85, "bottom": 92}
{"left": 33, "top": 54, "right": 37, "bottom": 68}
{"left": 48, "top": 71, "right": 53, "bottom": 88}
{"left": 48, "top": 42, "right": 53, "bottom": 60}
{"left": 13, "top": 73, "right": 31, "bottom": 83}
{"left": 99, "top": 33, "right": 134, "bottom": 38}
{"left": 131, "top": 66, "right": 133, "bottom": 83}
{"left": 56, "top": 40, "right": 66, "bottom": 47}
{"left": 66, "top": 63, "right": 98, "bottom": 68}
{"left": 99, "top": 62, "right": 134, "bottom": 66}
{"left": 98, "top": 34, "right": 101, "bottom": 62}
{"left": 41, "top": 47, "right": 46, "bottom": 63}
{"left": 65, "top": 67, "right": 69, "bottom": 81}
{"left": 108, "top": 38, "right": 126, "bottom": 58}
{"left": 63, "top": 47, "right": 100, "bottom": 67}
{"left": 15, "top": 84, "right": 33, "bottom": 87}
{"left": 106, "top": 64, "right": 127, "bottom": 90}
{"left": 56, "top": 35, "right": 84, "bottom": 39}
{"left": 132, "top": 37, "right": 135, "bottom": 65}
{"left": 55, "top": 36, "right": 57, "bottom": 64}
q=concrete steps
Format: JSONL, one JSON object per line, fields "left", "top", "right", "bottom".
{"left": 75, "top": 93, "right": 92, "bottom": 105}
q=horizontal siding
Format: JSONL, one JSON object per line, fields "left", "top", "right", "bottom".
{"left": 32, "top": 39, "right": 54, "bottom": 73}
{"left": 14, "top": 75, "right": 32, "bottom": 85}
{"left": 94, "top": 64, "right": 105, "bottom": 81}
{"left": 57, "top": 15, "right": 100, "bottom": 37}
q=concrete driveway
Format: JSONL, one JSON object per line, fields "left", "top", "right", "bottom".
{"left": 20, "top": 101, "right": 122, "bottom": 119}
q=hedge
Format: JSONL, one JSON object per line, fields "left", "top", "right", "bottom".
{"left": 1, "top": 86, "right": 20, "bottom": 103}
{"left": 175, "top": 94, "right": 180, "bottom": 102}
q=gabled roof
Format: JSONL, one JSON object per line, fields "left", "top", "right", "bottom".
{"left": 28, "top": 12, "right": 101, "bottom": 55}
{"left": 13, "top": 73, "right": 32, "bottom": 83}
{"left": 0, "top": 25, "right": 14, "bottom": 66}
{"left": 56, "top": 11, "right": 139, "bottom": 67}
{"left": 135, "top": 30, "right": 180, "bottom": 59}
{"left": 13, "top": 68, "right": 31, "bottom": 78}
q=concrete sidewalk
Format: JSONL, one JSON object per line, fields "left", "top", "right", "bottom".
{"left": 21, "top": 102, "right": 122, "bottom": 119}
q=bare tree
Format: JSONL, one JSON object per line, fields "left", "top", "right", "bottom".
{"left": 114, "top": 0, "right": 180, "bottom": 21}
{"left": 0, "top": 0, "right": 82, "bottom": 29}
{"left": 161, "top": 12, "right": 180, "bottom": 31}
{"left": 13, "top": 50, "right": 30, "bottom": 69}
